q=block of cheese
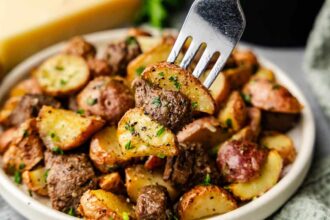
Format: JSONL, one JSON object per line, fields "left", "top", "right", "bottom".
{"left": 0, "top": 0, "right": 141, "bottom": 77}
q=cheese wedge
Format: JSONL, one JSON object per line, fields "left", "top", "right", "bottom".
{"left": 0, "top": 0, "right": 141, "bottom": 77}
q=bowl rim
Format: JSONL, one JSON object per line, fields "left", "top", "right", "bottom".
{"left": 0, "top": 28, "right": 315, "bottom": 220}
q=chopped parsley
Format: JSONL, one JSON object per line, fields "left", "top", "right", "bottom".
{"left": 86, "top": 97, "right": 97, "bottom": 106}
{"left": 76, "top": 109, "right": 85, "bottom": 115}
{"left": 203, "top": 173, "right": 211, "bottom": 185}
{"left": 240, "top": 92, "right": 251, "bottom": 104}
{"left": 125, "top": 123, "right": 135, "bottom": 134}
{"left": 273, "top": 84, "right": 281, "bottom": 90}
{"left": 49, "top": 132, "right": 60, "bottom": 142}
{"left": 109, "top": 217, "right": 114, "bottom": 220}
{"left": 125, "top": 141, "right": 133, "bottom": 150}
{"left": 67, "top": 207, "right": 75, "bottom": 216}
{"left": 60, "top": 79, "right": 68, "bottom": 86}
{"left": 158, "top": 72, "right": 164, "bottom": 77}
{"left": 157, "top": 154, "right": 165, "bottom": 159}
{"left": 28, "top": 190, "right": 33, "bottom": 197}
{"left": 169, "top": 76, "right": 181, "bottom": 90}
{"left": 136, "top": 66, "right": 146, "bottom": 76}
{"left": 55, "top": 65, "right": 64, "bottom": 71}
{"left": 18, "top": 163, "right": 25, "bottom": 170}
{"left": 14, "top": 171, "right": 22, "bottom": 184}
{"left": 51, "top": 146, "right": 64, "bottom": 155}
{"left": 125, "top": 36, "right": 137, "bottom": 45}
{"left": 156, "top": 126, "right": 165, "bottom": 137}
{"left": 43, "top": 169, "right": 50, "bottom": 183}
{"left": 152, "top": 96, "right": 161, "bottom": 107}
{"left": 226, "top": 118, "right": 233, "bottom": 129}
{"left": 23, "top": 130, "right": 29, "bottom": 138}
{"left": 191, "top": 102, "right": 198, "bottom": 109}
{"left": 122, "top": 212, "right": 130, "bottom": 220}
{"left": 108, "top": 165, "right": 119, "bottom": 173}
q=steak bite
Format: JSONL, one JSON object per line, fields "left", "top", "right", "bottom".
{"left": 163, "top": 143, "right": 220, "bottom": 189}
{"left": 217, "top": 140, "right": 267, "bottom": 183}
{"left": 133, "top": 78, "right": 192, "bottom": 131}
{"left": 45, "top": 151, "right": 97, "bottom": 213}
{"left": 63, "top": 36, "right": 96, "bottom": 60}
{"left": 7, "top": 94, "right": 61, "bottom": 127}
{"left": 135, "top": 185, "right": 170, "bottom": 220}
{"left": 104, "top": 36, "right": 142, "bottom": 75}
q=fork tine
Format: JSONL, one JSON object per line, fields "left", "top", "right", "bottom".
{"left": 203, "top": 52, "right": 230, "bottom": 88}
{"left": 192, "top": 48, "right": 213, "bottom": 78}
{"left": 179, "top": 40, "right": 201, "bottom": 69}
{"left": 167, "top": 33, "right": 188, "bottom": 63}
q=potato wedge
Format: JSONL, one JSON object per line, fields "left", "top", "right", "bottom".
{"left": 117, "top": 108, "right": 178, "bottom": 158}
{"left": 37, "top": 106, "right": 105, "bottom": 151}
{"left": 2, "top": 119, "right": 44, "bottom": 174}
{"left": 125, "top": 165, "right": 178, "bottom": 202}
{"left": 177, "top": 117, "right": 232, "bottom": 147}
{"left": 142, "top": 62, "right": 215, "bottom": 114}
{"left": 252, "top": 67, "right": 276, "bottom": 82}
{"left": 230, "top": 126, "right": 255, "bottom": 142}
{"left": 22, "top": 167, "right": 48, "bottom": 196}
{"left": 9, "top": 78, "right": 42, "bottom": 97}
{"left": 136, "top": 36, "right": 163, "bottom": 52}
{"left": 228, "top": 150, "right": 283, "bottom": 201}
{"left": 35, "top": 54, "right": 90, "bottom": 96}
{"left": 207, "top": 72, "right": 231, "bottom": 108}
{"left": 127, "top": 37, "right": 174, "bottom": 84}
{"left": 217, "top": 91, "right": 247, "bottom": 131}
{"left": 243, "top": 79, "right": 302, "bottom": 113}
{"left": 0, "top": 96, "right": 21, "bottom": 126}
{"left": 90, "top": 126, "right": 128, "bottom": 173}
{"left": 260, "top": 132, "right": 296, "bottom": 165}
{"left": 232, "top": 49, "right": 258, "bottom": 68}
{"left": 223, "top": 65, "right": 252, "bottom": 89}
{"left": 0, "top": 127, "right": 17, "bottom": 154}
{"left": 178, "top": 185, "right": 237, "bottom": 220}
{"left": 78, "top": 189, "right": 135, "bottom": 219}
{"left": 99, "top": 172, "right": 125, "bottom": 194}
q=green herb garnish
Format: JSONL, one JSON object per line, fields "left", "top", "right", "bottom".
{"left": 136, "top": 66, "right": 146, "bottom": 76}
{"left": 157, "top": 154, "right": 165, "bottom": 159}
{"left": 43, "top": 169, "right": 50, "bottom": 183}
{"left": 14, "top": 171, "right": 22, "bottom": 184}
{"left": 19, "top": 163, "right": 25, "bottom": 170}
{"left": 60, "top": 79, "right": 68, "bottom": 86}
{"left": 55, "top": 65, "right": 64, "bottom": 71}
{"left": 226, "top": 118, "right": 233, "bottom": 129}
{"left": 240, "top": 93, "right": 251, "bottom": 104}
{"left": 122, "top": 212, "right": 130, "bottom": 220}
{"left": 125, "top": 141, "right": 133, "bottom": 150}
{"left": 23, "top": 130, "right": 29, "bottom": 138}
{"left": 191, "top": 102, "right": 198, "bottom": 109}
{"left": 169, "top": 76, "right": 181, "bottom": 90}
{"left": 203, "top": 173, "right": 211, "bottom": 185}
{"left": 125, "top": 123, "right": 135, "bottom": 134}
{"left": 67, "top": 207, "right": 75, "bottom": 216}
{"left": 76, "top": 109, "right": 85, "bottom": 115}
{"left": 156, "top": 126, "right": 165, "bottom": 137}
{"left": 52, "top": 146, "right": 64, "bottom": 155}
{"left": 273, "top": 84, "right": 281, "bottom": 90}
{"left": 158, "top": 72, "right": 164, "bottom": 77}
{"left": 86, "top": 97, "right": 97, "bottom": 106}
{"left": 126, "top": 36, "right": 137, "bottom": 45}
{"left": 152, "top": 96, "right": 161, "bottom": 107}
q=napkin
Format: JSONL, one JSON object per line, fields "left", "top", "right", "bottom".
{"left": 271, "top": 1, "right": 330, "bottom": 219}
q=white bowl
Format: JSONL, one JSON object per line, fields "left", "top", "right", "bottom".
{"left": 0, "top": 28, "right": 315, "bottom": 220}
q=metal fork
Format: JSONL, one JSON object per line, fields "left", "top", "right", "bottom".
{"left": 167, "top": 0, "right": 246, "bottom": 88}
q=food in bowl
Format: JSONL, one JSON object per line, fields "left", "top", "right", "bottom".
{"left": 0, "top": 28, "right": 302, "bottom": 219}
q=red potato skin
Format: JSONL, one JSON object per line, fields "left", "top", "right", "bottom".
{"left": 217, "top": 140, "right": 267, "bottom": 183}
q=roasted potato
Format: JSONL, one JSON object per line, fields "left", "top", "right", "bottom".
{"left": 217, "top": 91, "right": 247, "bottom": 131}
{"left": 228, "top": 150, "right": 283, "bottom": 201}
{"left": 78, "top": 189, "right": 135, "bottom": 219}
{"left": 243, "top": 79, "right": 302, "bottom": 113}
{"left": 2, "top": 119, "right": 44, "bottom": 174}
{"left": 178, "top": 185, "right": 237, "bottom": 220}
{"left": 34, "top": 54, "right": 90, "bottom": 96}
{"left": 90, "top": 126, "right": 128, "bottom": 173}
{"left": 99, "top": 172, "right": 125, "bottom": 194}
{"left": 37, "top": 106, "right": 104, "bottom": 151}
{"left": 262, "top": 111, "right": 301, "bottom": 132}
{"left": 223, "top": 65, "right": 252, "bottom": 89}
{"left": 232, "top": 50, "right": 258, "bottom": 68}
{"left": 127, "top": 37, "right": 175, "bottom": 84}
{"left": 260, "top": 132, "right": 296, "bottom": 165}
{"left": 0, "top": 96, "right": 21, "bottom": 126}
{"left": 117, "top": 108, "right": 178, "bottom": 158}
{"left": 125, "top": 165, "right": 178, "bottom": 202}
{"left": 9, "top": 78, "right": 42, "bottom": 97}
{"left": 230, "top": 126, "right": 255, "bottom": 142}
{"left": 136, "top": 36, "right": 163, "bottom": 52}
{"left": 142, "top": 62, "right": 216, "bottom": 114}
{"left": 22, "top": 167, "right": 48, "bottom": 196}
{"left": 77, "top": 76, "right": 135, "bottom": 124}
{"left": 0, "top": 127, "right": 17, "bottom": 154}
{"left": 177, "top": 117, "right": 232, "bottom": 147}
{"left": 251, "top": 67, "right": 276, "bottom": 82}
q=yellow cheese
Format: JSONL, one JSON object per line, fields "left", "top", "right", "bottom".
{"left": 0, "top": 0, "right": 141, "bottom": 77}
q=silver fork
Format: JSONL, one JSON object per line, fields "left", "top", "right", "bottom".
{"left": 167, "top": 0, "right": 246, "bottom": 88}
